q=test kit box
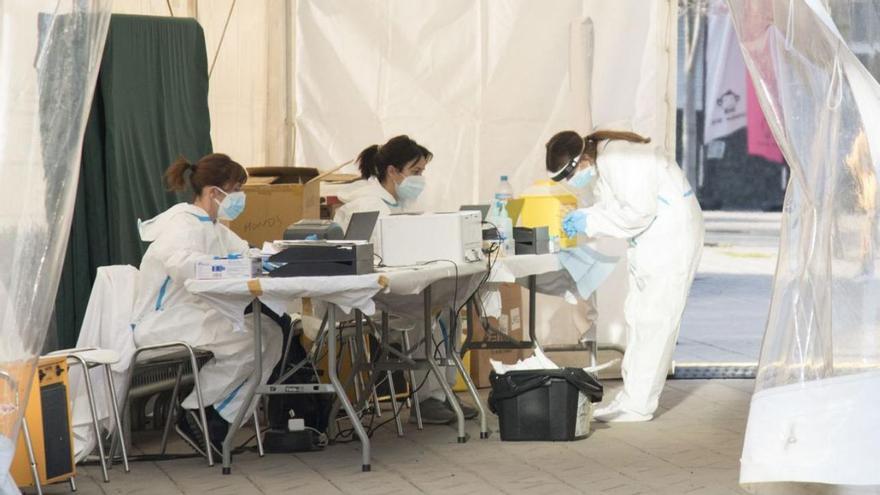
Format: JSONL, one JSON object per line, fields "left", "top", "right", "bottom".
{"left": 227, "top": 166, "right": 359, "bottom": 247}
{"left": 468, "top": 283, "right": 525, "bottom": 388}
{"left": 377, "top": 211, "right": 483, "bottom": 265}
{"left": 195, "top": 257, "right": 261, "bottom": 280}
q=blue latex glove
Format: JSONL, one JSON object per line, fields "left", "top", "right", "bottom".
{"left": 562, "top": 210, "right": 587, "bottom": 238}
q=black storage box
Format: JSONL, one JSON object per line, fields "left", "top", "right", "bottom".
{"left": 488, "top": 368, "right": 603, "bottom": 441}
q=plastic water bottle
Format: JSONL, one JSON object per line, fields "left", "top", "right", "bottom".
{"left": 489, "top": 176, "right": 515, "bottom": 256}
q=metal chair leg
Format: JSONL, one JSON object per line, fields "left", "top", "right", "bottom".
{"left": 185, "top": 346, "right": 214, "bottom": 466}
{"left": 69, "top": 355, "right": 109, "bottom": 482}
{"left": 347, "top": 336, "right": 364, "bottom": 405}
{"left": 385, "top": 371, "right": 404, "bottom": 437}
{"left": 68, "top": 475, "right": 77, "bottom": 492}
{"left": 402, "top": 331, "right": 423, "bottom": 430}
{"left": 253, "top": 410, "right": 264, "bottom": 457}
{"left": 21, "top": 419, "right": 43, "bottom": 495}
{"left": 160, "top": 364, "right": 184, "bottom": 455}
{"left": 103, "top": 364, "right": 130, "bottom": 473}
{"left": 365, "top": 347, "right": 382, "bottom": 417}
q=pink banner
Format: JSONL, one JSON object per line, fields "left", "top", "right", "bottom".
{"left": 747, "top": 77, "right": 784, "bottom": 163}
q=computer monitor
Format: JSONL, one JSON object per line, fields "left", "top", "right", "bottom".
{"left": 344, "top": 211, "right": 380, "bottom": 241}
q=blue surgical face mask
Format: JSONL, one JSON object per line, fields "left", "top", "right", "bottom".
{"left": 214, "top": 187, "right": 246, "bottom": 221}
{"left": 396, "top": 175, "right": 425, "bottom": 201}
{"left": 567, "top": 167, "right": 596, "bottom": 189}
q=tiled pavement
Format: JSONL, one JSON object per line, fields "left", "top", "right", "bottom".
{"left": 32, "top": 379, "right": 754, "bottom": 495}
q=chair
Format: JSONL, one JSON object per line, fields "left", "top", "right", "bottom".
{"left": 120, "top": 342, "right": 263, "bottom": 467}
{"left": 46, "top": 347, "right": 129, "bottom": 483}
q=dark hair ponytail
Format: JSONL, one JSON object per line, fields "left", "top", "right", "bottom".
{"left": 356, "top": 135, "right": 432, "bottom": 181}
{"left": 164, "top": 153, "right": 248, "bottom": 196}
{"left": 357, "top": 145, "right": 381, "bottom": 179}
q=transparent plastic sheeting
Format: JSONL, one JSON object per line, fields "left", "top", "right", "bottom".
{"left": 728, "top": 0, "right": 880, "bottom": 491}
{"left": 0, "top": 1, "right": 110, "bottom": 490}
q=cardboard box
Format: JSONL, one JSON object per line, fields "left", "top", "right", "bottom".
{"left": 229, "top": 166, "right": 360, "bottom": 247}
{"left": 468, "top": 282, "right": 525, "bottom": 388}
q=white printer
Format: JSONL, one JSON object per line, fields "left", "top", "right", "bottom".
{"left": 377, "top": 211, "right": 483, "bottom": 266}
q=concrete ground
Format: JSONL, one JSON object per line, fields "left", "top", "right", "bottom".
{"left": 674, "top": 211, "right": 780, "bottom": 364}
{"left": 33, "top": 380, "right": 753, "bottom": 495}
{"left": 28, "top": 211, "right": 782, "bottom": 495}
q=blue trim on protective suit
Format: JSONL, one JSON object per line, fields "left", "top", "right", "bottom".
{"left": 187, "top": 212, "right": 213, "bottom": 222}
{"left": 216, "top": 381, "right": 246, "bottom": 413}
{"left": 155, "top": 276, "right": 171, "bottom": 310}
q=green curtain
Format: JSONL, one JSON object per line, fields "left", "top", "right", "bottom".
{"left": 53, "top": 14, "right": 213, "bottom": 348}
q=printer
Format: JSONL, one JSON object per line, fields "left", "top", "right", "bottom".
{"left": 268, "top": 241, "right": 373, "bottom": 277}
{"left": 377, "top": 211, "right": 483, "bottom": 265}
{"left": 283, "top": 219, "right": 344, "bottom": 241}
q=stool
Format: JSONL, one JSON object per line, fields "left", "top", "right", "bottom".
{"left": 46, "top": 347, "right": 129, "bottom": 483}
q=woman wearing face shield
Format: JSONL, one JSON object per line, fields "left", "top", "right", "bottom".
{"left": 132, "top": 153, "right": 283, "bottom": 454}
{"left": 547, "top": 130, "right": 704, "bottom": 422}
{"left": 333, "top": 136, "right": 478, "bottom": 425}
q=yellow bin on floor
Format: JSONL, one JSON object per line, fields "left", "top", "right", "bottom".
{"left": 517, "top": 180, "right": 578, "bottom": 248}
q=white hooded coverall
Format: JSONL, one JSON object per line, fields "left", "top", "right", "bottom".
{"left": 132, "top": 203, "right": 283, "bottom": 423}
{"left": 581, "top": 141, "right": 704, "bottom": 416}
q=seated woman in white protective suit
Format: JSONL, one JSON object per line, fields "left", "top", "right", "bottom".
{"left": 131, "top": 153, "right": 283, "bottom": 454}
{"left": 546, "top": 129, "right": 704, "bottom": 422}
{"left": 333, "top": 135, "right": 477, "bottom": 425}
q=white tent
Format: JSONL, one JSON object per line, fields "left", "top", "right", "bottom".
{"left": 111, "top": 0, "right": 679, "bottom": 348}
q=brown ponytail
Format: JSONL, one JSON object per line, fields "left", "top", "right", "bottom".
{"left": 582, "top": 130, "right": 651, "bottom": 164}
{"left": 164, "top": 157, "right": 193, "bottom": 192}
{"left": 163, "top": 153, "right": 247, "bottom": 196}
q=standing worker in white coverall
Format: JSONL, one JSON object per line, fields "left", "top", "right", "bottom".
{"left": 546, "top": 130, "right": 704, "bottom": 422}
{"left": 132, "top": 153, "right": 283, "bottom": 454}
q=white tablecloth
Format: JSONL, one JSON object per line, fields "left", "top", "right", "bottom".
{"left": 488, "top": 254, "right": 562, "bottom": 283}
{"left": 488, "top": 253, "right": 579, "bottom": 299}
{"left": 185, "top": 274, "right": 386, "bottom": 332}
{"left": 373, "top": 261, "right": 488, "bottom": 319}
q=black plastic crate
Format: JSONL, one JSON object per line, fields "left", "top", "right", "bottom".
{"left": 488, "top": 368, "right": 603, "bottom": 441}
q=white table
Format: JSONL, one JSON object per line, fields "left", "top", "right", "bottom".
{"left": 368, "top": 261, "right": 490, "bottom": 440}
{"left": 186, "top": 274, "right": 386, "bottom": 473}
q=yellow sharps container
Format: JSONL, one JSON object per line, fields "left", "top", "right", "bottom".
{"left": 516, "top": 180, "right": 579, "bottom": 248}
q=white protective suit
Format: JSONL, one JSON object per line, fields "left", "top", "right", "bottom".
{"left": 333, "top": 179, "right": 457, "bottom": 403}
{"left": 334, "top": 177, "right": 399, "bottom": 242}
{"left": 70, "top": 265, "right": 138, "bottom": 462}
{"left": 580, "top": 141, "right": 703, "bottom": 416}
{"left": 132, "top": 203, "right": 283, "bottom": 423}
